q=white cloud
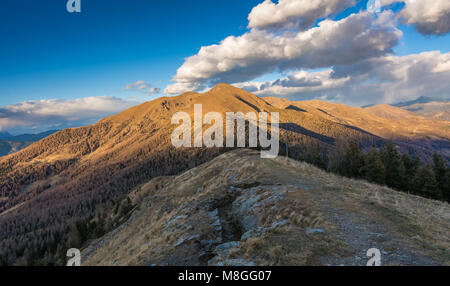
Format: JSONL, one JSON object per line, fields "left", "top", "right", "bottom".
{"left": 0, "top": 96, "right": 137, "bottom": 133}
{"left": 125, "top": 80, "right": 146, "bottom": 90}
{"left": 125, "top": 81, "right": 160, "bottom": 95}
{"left": 349, "top": 51, "right": 450, "bottom": 104}
{"left": 240, "top": 51, "right": 450, "bottom": 105}
{"left": 165, "top": 11, "right": 401, "bottom": 95}
{"left": 382, "top": 0, "right": 450, "bottom": 35}
{"left": 164, "top": 82, "right": 201, "bottom": 95}
{"left": 234, "top": 69, "right": 350, "bottom": 96}
{"left": 248, "top": 0, "right": 355, "bottom": 30}
{"left": 164, "top": 0, "right": 450, "bottom": 106}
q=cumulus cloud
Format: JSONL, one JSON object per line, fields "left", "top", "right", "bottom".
{"left": 240, "top": 51, "right": 450, "bottom": 105}
{"left": 165, "top": 0, "right": 450, "bottom": 105}
{"left": 382, "top": 0, "right": 450, "bottom": 35}
{"left": 125, "top": 81, "right": 160, "bottom": 95}
{"left": 339, "top": 51, "right": 450, "bottom": 104}
{"left": 165, "top": 11, "right": 400, "bottom": 95}
{"left": 0, "top": 96, "right": 137, "bottom": 133}
{"left": 235, "top": 69, "right": 350, "bottom": 96}
{"left": 248, "top": 0, "right": 355, "bottom": 31}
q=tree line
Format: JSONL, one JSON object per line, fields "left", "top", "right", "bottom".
{"left": 299, "top": 141, "right": 449, "bottom": 203}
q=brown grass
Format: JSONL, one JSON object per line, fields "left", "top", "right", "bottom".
{"left": 82, "top": 149, "right": 450, "bottom": 266}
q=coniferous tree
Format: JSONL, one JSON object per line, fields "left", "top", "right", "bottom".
{"left": 400, "top": 153, "right": 420, "bottom": 191}
{"left": 412, "top": 164, "right": 440, "bottom": 200}
{"left": 380, "top": 142, "right": 402, "bottom": 189}
{"left": 401, "top": 153, "right": 420, "bottom": 174}
{"left": 396, "top": 159, "right": 409, "bottom": 191}
{"left": 432, "top": 153, "right": 447, "bottom": 198}
{"left": 361, "top": 148, "right": 386, "bottom": 185}
{"left": 342, "top": 141, "right": 364, "bottom": 178}
{"left": 302, "top": 143, "right": 328, "bottom": 170}
{"left": 442, "top": 169, "right": 450, "bottom": 203}
{"left": 327, "top": 146, "right": 344, "bottom": 174}
{"left": 67, "top": 223, "right": 81, "bottom": 249}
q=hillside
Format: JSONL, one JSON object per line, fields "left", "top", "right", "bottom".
{"left": 0, "top": 84, "right": 448, "bottom": 265}
{"left": 0, "top": 84, "right": 384, "bottom": 265}
{"left": 82, "top": 149, "right": 450, "bottom": 266}
{"left": 265, "top": 97, "right": 450, "bottom": 159}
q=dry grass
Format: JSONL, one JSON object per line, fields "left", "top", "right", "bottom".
{"left": 82, "top": 149, "right": 450, "bottom": 266}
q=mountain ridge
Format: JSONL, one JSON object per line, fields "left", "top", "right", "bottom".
{"left": 0, "top": 84, "right": 448, "bottom": 265}
{"left": 265, "top": 96, "right": 450, "bottom": 158}
{"left": 394, "top": 99, "right": 450, "bottom": 121}
{"left": 393, "top": 96, "right": 449, "bottom": 107}
{"left": 82, "top": 149, "right": 450, "bottom": 266}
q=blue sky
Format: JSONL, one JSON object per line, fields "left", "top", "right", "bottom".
{"left": 0, "top": 0, "right": 261, "bottom": 106}
{"left": 1, "top": 0, "right": 450, "bottom": 134}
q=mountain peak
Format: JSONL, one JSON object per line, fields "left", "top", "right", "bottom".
{"left": 210, "top": 83, "right": 238, "bottom": 90}
{"left": 208, "top": 83, "right": 253, "bottom": 97}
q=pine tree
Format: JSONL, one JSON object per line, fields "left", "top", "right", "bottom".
{"left": 381, "top": 142, "right": 402, "bottom": 189}
{"left": 401, "top": 153, "right": 420, "bottom": 174}
{"left": 441, "top": 169, "right": 450, "bottom": 203}
{"left": 305, "top": 143, "right": 328, "bottom": 170}
{"left": 396, "top": 159, "right": 409, "bottom": 191}
{"left": 67, "top": 223, "right": 81, "bottom": 249}
{"left": 327, "top": 146, "right": 344, "bottom": 174}
{"left": 400, "top": 153, "right": 420, "bottom": 191}
{"left": 361, "top": 148, "right": 386, "bottom": 185}
{"left": 432, "top": 153, "right": 447, "bottom": 198}
{"left": 342, "top": 141, "right": 364, "bottom": 178}
{"left": 412, "top": 164, "right": 440, "bottom": 200}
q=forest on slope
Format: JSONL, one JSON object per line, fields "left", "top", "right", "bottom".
{"left": 0, "top": 84, "right": 448, "bottom": 265}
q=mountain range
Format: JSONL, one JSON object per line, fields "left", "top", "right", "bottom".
{"left": 265, "top": 97, "right": 450, "bottom": 159}
{"left": 0, "top": 130, "right": 58, "bottom": 157}
{"left": 0, "top": 84, "right": 448, "bottom": 265}
{"left": 393, "top": 97, "right": 450, "bottom": 121}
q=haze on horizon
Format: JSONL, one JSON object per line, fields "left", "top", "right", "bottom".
{"left": 1, "top": 0, "right": 450, "bottom": 134}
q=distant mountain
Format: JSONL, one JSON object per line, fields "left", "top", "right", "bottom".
{"left": 361, "top": 96, "right": 441, "bottom": 109}
{"left": 0, "top": 132, "right": 12, "bottom": 139}
{"left": 390, "top": 96, "right": 450, "bottom": 121}
{"left": 392, "top": 96, "right": 441, "bottom": 107}
{"left": 1, "top": 84, "right": 449, "bottom": 266}
{"left": 0, "top": 130, "right": 58, "bottom": 157}
{"left": 265, "top": 97, "right": 450, "bottom": 159}
{"left": 0, "top": 130, "right": 57, "bottom": 141}
{"left": 392, "top": 98, "right": 450, "bottom": 121}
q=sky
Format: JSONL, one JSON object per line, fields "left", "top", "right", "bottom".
{"left": 0, "top": 0, "right": 449, "bottom": 134}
